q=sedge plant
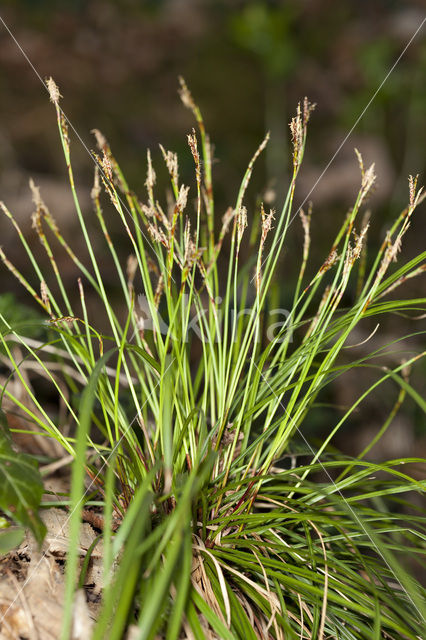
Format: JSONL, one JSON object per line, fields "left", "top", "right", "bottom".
{"left": 0, "top": 77, "right": 425, "bottom": 639}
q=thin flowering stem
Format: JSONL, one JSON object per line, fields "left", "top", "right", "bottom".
{"left": 179, "top": 77, "right": 214, "bottom": 258}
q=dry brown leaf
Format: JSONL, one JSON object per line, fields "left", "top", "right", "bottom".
{"left": 0, "top": 557, "right": 95, "bottom": 640}
{"left": 71, "top": 589, "right": 93, "bottom": 640}
{"left": 20, "top": 509, "right": 102, "bottom": 559}
{"left": 0, "top": 554, "right": 62, "bottom": 639}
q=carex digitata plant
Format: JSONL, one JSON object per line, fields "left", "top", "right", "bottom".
{"left": 0, "top": 77, "right": 425, "bottom": 639}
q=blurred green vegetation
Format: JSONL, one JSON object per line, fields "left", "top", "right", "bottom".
{"left": 1, "top": 1, "right": 424, "bottom": 208}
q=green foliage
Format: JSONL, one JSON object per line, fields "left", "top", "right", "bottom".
{"left": 0, "top": 293, "right": 45, "bottom": 346}
{"left": 0, "top": 77, "right": 425, "bottom": 638}
{"left": 0, "top": 526, "right": 25, "bottom": 555}
{"left": 230, "top": 3, "right": 298, "bottom": 77}
{"left": 0, "top": 410, "right": 46, "bottom": 546}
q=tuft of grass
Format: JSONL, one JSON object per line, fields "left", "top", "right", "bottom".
{"left": 0, "top": 77, "right": 425, "bottom": 639}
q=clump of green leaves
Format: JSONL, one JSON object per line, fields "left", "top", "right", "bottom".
{"left": 0, "top": 411, "right": 45, "bottom": 549}
{"left": 0, "top": 77, "right": 425, "bottom": 639}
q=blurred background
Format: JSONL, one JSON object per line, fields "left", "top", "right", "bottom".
{"left": 0, "top": 1, "right": 425, "bottom": 468}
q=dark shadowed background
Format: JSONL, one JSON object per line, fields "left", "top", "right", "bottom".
{"left": 0, "top": 0, "right": 425, "bottom": 467}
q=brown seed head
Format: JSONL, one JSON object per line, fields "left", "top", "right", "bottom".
{"left": 145, "top": 149, "right": 156, "bottom": 195}
{"left": 261, "top": 206, "right": 275, "bottom": 242}
{"left": 40, "top": 281, "right": 51, "bottom": 314}
{"left": 303, "top": 97, "right": 316, "bottom": 126}
{"left": 101, "top": 152, "right": 113, "bottom": 182}
{"left": 237, "top": 206, "right": 248, "bottom": 246}
{"left": 176, "top": 184, "right": 190, "bottom": 213}
{"left": 91, "top": 128, "right": 108, "bottom": 152}
{"left": 320, "top": 249, "right": 338, "bottom": 274}
{"left": 178, "top": 76, "right": 196, "bottom": 111}
{"left": 46, "top": 77, "right": 61, "bottom": 104}
{"left": 352, "top": 222, "right": 369, "bottom": 262}
{"left": 160, "top": 145, "right": 179, "bottom": 185}
{"left": 91, "top": 165, "right": 101, "bottom": 201}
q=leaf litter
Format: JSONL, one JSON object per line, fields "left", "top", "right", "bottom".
{"left": 0, "top": 506, "right": 104, "bottom": 640}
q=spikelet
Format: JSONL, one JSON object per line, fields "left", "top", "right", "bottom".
{"left": 46, "top": 77, "right": 61, "bottom": 104}
{"left": 236, "top": 206, "right": 248, "bottom": 249}
{"left": 355, "top": 148, "right": 376, "bottom": 205}
{"left": 91, "top": 128, "right": 108, "bottom": 152}
{"left": 187, "top": 129, "right": 200, "bottom": 183}
{"left": 319, "top": 249, "right": 339, "bottom": 275}
{"left": 145, "top": 149, "right": 156, "bottom": 204}
{"left": 160, "top": 145, "right": 179, "bottom": 186}
{"left": 299, "top": 204, "right": 312, "bottom": 261}
{"left": 178, "top": 76, "right": 196, "bottom": 112}
{"left": 256, "top": 205, "right": 275, "bottom": 292}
